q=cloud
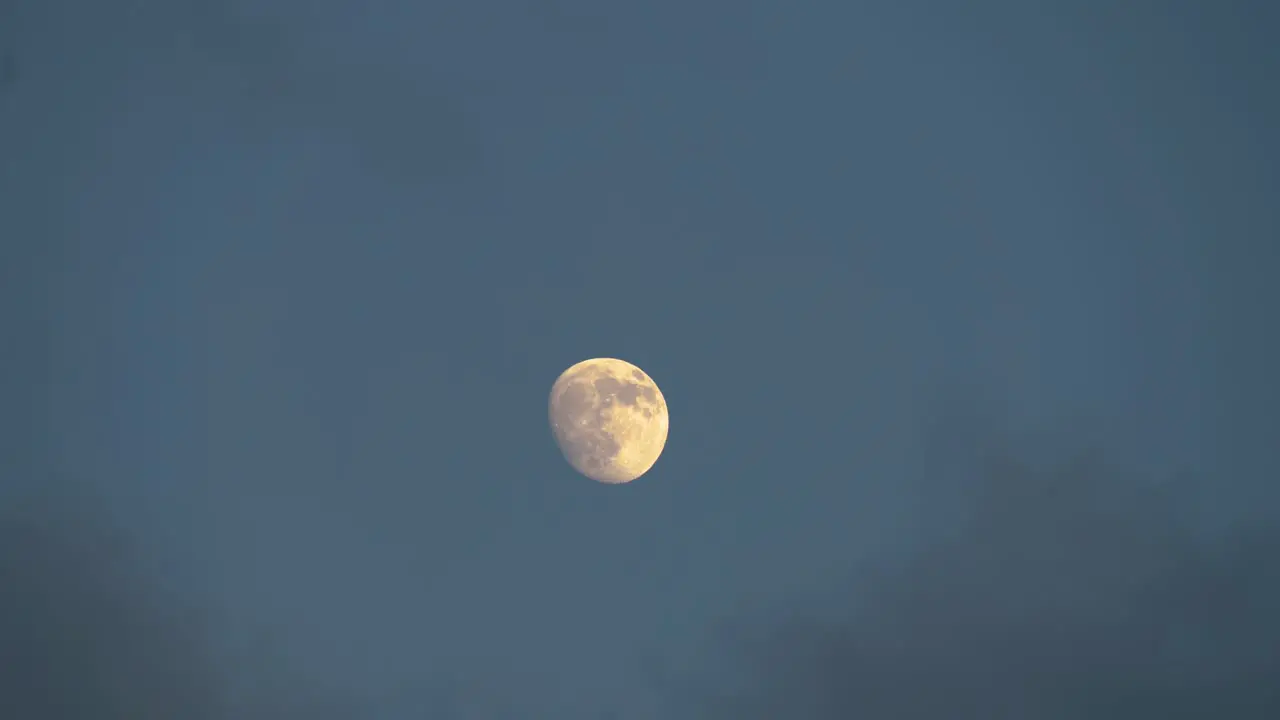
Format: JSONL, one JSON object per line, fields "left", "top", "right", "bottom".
{"left": 673, "top": 432, "right": 1280, "bottom": 718}
{"left": 0, "top": 487, "right": 368, "bottom": 720}
{"left": 0, "top": 489, "right": 222, "bottom": 719}
{"left": 176, "top": 0, "right": 479, "bottom": 187}
{"left": 4, "top": 0, "right": 478, "bottom": 187}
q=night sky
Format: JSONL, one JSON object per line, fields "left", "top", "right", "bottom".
{"left": 3, "top": 1, "right": 1278, "bottom": 717}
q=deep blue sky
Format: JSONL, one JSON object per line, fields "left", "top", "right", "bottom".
{"left": 3, "top": 1, "right": 1278, "bottom": 717}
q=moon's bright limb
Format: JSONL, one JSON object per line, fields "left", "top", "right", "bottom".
{"left": 549, "top": 358, "right": 669, "bottom": 484}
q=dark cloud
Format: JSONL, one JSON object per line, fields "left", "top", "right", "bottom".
{"left": 175, "top": 0, "right": 479, "bottom": 187}
{"left": 7, "top": 0, "right": 477, "bottom": 187}
{"left": 0, "top": 489, "right": 220, "bottom": 719}
{"left": 669, "top": 438, "right": 1280, "bottom": 718}
{"left": 0, "top": 488, "right": 364, "bottom": 720}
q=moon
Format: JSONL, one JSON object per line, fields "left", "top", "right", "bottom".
{"left": 549, "top": 358, "right": 669, "bottom": 484}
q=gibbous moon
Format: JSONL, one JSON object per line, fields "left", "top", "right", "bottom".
{"left": 549, "top": 358, "right": 669, "bottom": 484}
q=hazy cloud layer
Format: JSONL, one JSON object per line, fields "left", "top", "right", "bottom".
{"left": 4, "top": 2, "right": 1274, "bottom": 718}
{"left": 2, "top": 0, "right": 477, "bottom": 189}
{"left": 671, "top": 437, "right": 1280, "bottom": 718}
{"left": 0, "top": 487, "right": 379, "bottom": 719}
{"left": 6, "top": 439, "right": 1274, "bottom": 718}
{"left": 1, "top": 490, "right": 222, "bottom": 719}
